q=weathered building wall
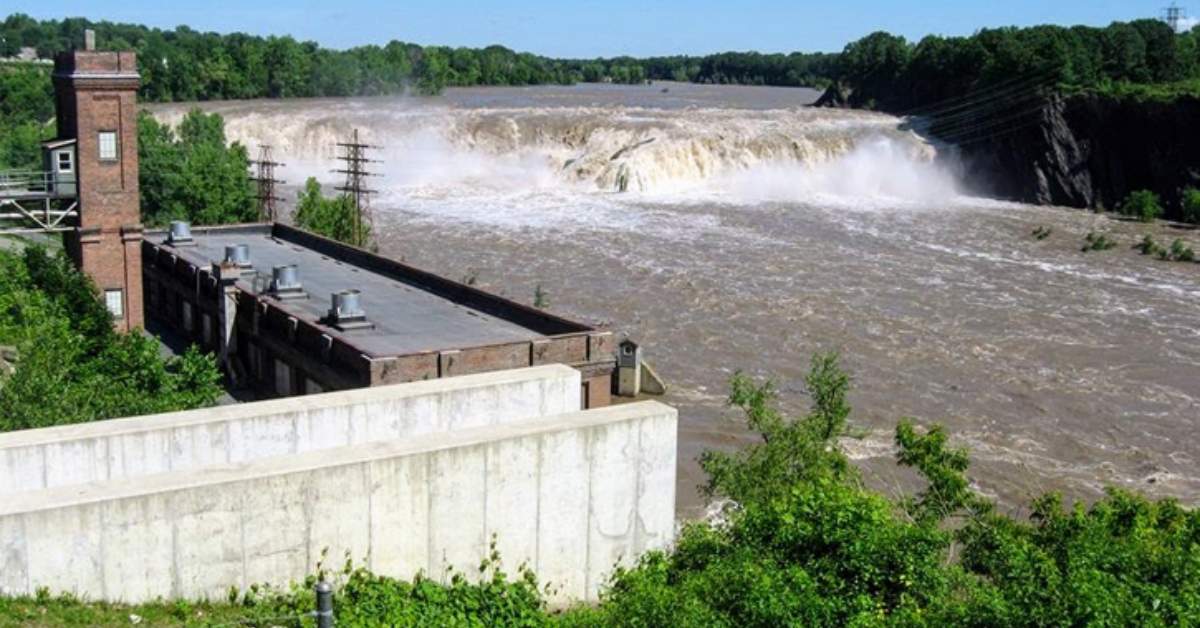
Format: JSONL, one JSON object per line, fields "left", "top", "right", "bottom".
{"left": 0, "top": 401, "right": 677, "bottom": 605}
{"left": 0, "top": 365, "right": 580, "bottom": 494}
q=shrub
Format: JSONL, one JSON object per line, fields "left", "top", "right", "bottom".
{"left": 1118, "top": 190, "right": 1164, "bottom": 222}
{"left": 1135, "top": 234, "right": 1159, "bottom": 255}
{"left": 1182, "top": 188, "right": 1200, "bottom": 224}
{"left": 1082, "top": 231, "right": 1117, "bottom": 251}
{"left": 1169, "top": 238, "right": 1196, "bottom": 262}
{"left": 294, "top": 177, "right": 373, "bottom": 247}
{"left": 0, "top": 247, "right": 222, "bottom": 431}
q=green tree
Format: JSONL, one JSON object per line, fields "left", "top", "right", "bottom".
{"left": 0, "top": 247, "right": 222, "bottom": 431}
{"left": 136, "top": 109, "right": 256, "bottom": 226}
{"left": 293, "top": 177, "right": 371, "bottom": 247}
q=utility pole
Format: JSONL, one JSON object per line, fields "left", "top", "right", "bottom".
{"left": 333, "top": 129, "right": 380, "bottom": 248}
{"left": 249, "top": 145, "right": 285, "bottom": 222}
{"left": 1163, "top": 3, "right": 1187, "bottom": 32}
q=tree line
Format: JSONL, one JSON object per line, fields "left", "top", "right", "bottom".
{"left": 835, "top": 20, "right": 1200, "bottom": 112}
{"left": 1, "top": 13, "right": 838, "bottom": 101}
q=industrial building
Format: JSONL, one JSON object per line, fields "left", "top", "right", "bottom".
{"left": 143, "top": 222, "right": 616, "bottom": 406}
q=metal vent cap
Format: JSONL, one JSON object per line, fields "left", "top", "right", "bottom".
{"left": 330, "top": 289, "right": 364, "bottom": 322}
{"left": 271, "top": 264, "right": 301, "bottom": 292}
{"left": 223, "top": 244, "right": 251, "bottom": 267}
{"left": 167, "top": 221, "right": 193, "bottom": 244}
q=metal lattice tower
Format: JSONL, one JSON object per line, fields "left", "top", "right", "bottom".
{"left": 1164, "top": 3, "right": 1187, "bottom": 32}
{"left": 333, "top": 129, "right": 381, "bottom": 248}
{"left": 250, "top": 145, "right": 285, "bottom": 222}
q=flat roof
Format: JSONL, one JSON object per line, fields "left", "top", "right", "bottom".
{"left": 161, "top": 225, "right": 585, "bottom": 356}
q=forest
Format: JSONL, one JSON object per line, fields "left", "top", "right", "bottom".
{"left": 0, "top": 13, "right": 838, "bottom": 101}
{"left": 835, "top": 19, "right": 1200, "bottom": 112}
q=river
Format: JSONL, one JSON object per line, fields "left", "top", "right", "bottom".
{"left": 151, "top": 83, "right": 1200, "bottom": 517}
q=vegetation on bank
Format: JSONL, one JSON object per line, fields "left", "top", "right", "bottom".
{"left": 836, "top": 20, "right": 1200, "bottom": 112}
{"left": 293, "top": 177, "right": 374, "bottom": 248}
{"left": 4, "top": 353, "right": 1197, "bottom": 626}
{"left": 1119, "top": 190, "right": 1166, "bottom": 222}
{"left": 0, "top": 246, "right": 222, "bottom": 432}
{"left": 1, "top": 13, "right": 837, "bottom": 102}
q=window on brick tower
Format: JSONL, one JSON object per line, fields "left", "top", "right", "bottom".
{"left": 98, "top": 131, "right": 118, "bottom": 161}
{"left": 104, "top": 289, "right": 124, "bottom": 319}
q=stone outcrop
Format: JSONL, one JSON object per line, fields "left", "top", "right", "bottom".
{"left": 934, "top": 93, "right": 1200, "bottom": 217}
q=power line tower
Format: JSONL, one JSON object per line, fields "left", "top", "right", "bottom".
{"left": 333, "top": 129, "right": 380, "bottom": 248}
{"left": 1163, "top": 3, "right": 1187, "bottom": 32}
{"left": 249, "top": 145, "right": 285, "bottom": 222}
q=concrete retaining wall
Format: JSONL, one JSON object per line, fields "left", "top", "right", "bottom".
{"left": 0, "top": 365, "right": 580, "bottom": 494}
{"left": 0, "top": 401, "right": 677, "bottom": 604}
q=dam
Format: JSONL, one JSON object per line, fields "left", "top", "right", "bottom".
{"left": 152, "top": 83, "right": 1200, "bottom": 515}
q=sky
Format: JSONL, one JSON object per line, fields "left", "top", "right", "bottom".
{"left": 6, "top": 0, "right": 1194, "bottom": 58}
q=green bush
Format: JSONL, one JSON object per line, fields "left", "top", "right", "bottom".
{"left": 1119, "top": 190, "right": 1165, "bottom": 222}
{"left": 0, "top": 247, "right": 222, "bottom": 431}
{"left": 1182, "top": 188, "right": 1200, "bottom": 224}
{"left": 1169, "top": 238, "right": 1196, "bottom": 262}
{"left": 1135, "top": 234, "right": 1160, "bottom": 255}
{"left": 1082, "top": 231, "right": 1118, "bottom": 251}
{"left": 293, "top": 177, "right": 373, "bottom": 247}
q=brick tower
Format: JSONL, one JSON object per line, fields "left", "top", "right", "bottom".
{"left": 53, "top": 34, "right": 144, "bottom": 331}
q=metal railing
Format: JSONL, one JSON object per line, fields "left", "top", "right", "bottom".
{"left": 0, "top": 170, "right": 58, "bottom": 198}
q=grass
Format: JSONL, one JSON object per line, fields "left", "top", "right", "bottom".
{"left": 0, "top": 592, "right": 276, "bottom": 627}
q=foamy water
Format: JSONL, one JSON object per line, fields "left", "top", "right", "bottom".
{"left": 151, "top": 83, "right": 1200, "bottom": 515}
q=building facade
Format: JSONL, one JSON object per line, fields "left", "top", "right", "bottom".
{"left": 53, "top": 44, "right": 144, "bottom": 331}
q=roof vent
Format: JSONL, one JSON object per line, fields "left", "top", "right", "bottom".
{"left": 327, "top": 289, "right": 374, "bottom": 330}
{"left": 167, "top": 221, "right": 194, "bottom": 246}
{"left": 223, "top": 244, "right": 252, "bottom": 269}
{"left": 270, "top": 264, "right": 306, "bottom": 300}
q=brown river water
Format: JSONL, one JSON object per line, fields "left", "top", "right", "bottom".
{"left": 152, "top": 83, "right": 1200, "bottom": 517}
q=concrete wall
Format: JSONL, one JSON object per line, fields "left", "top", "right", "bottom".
{"left": 0, "top": 401, "right": 677, "bottom": 605}
{"left": 0, "top": 365, "right": 580, "bottom": 494}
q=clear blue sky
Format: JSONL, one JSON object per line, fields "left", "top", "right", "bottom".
{"left": 6, "top": 0, "right": 1189, "bottom": 58}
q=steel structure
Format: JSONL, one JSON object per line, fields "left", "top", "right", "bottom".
{"left": 249, "top": 145, "right": 285, "bottom": 222}
{"left": 0, "top": 170, "right": 79, "bottom": 233}
{"left": 1164, "top": 3, "right": 1187, "bottom": 31}
{"left": 333, "top": 129, "right": 380, "bottom": 248}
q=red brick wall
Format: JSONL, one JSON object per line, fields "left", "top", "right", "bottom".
{"left": 57, "top": 51, "right": 143, "bottom": 332}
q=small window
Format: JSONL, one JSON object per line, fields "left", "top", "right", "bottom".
{"left": 98, "top": 131, "right": 118, "bottom": 161}
{"left": 56, "top": 150, "right": 73, "bottom": 173}
{"left": 104, "top": 289, "right": 124, "bottom": 319}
